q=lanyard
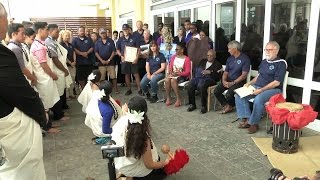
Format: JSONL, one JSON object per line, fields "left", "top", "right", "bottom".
{"left": 9, "top": 41, "right": 29, "bottom": 62}
{"left": 47, "top": 36, "right": 63, "bottom": 55}
{"left": 34, "top": 39, "right": 52, "bottom": 58}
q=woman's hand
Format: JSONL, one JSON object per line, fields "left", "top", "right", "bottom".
{"left": 122, "top": 103, "right": 128, "bottom": 113}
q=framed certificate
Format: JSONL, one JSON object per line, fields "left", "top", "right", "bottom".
{"left": 124, "top": 46, "right": 138, "bottom": 62}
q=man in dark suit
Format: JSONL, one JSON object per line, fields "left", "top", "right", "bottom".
{"left": 187, "top": 50, "right": 222, "bottom": 114}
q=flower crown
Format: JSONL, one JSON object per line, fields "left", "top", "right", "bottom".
{"left": 88, "top": 73, "right": 96, "bottom": 81}
{"left": 126, "top": 109, "right": 145, "bottom": 124}
{"left": 97, "top": 89, "right": 106, "bottom": 100}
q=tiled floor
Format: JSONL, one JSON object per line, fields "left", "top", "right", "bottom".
{"left": 43, "top": 87, "right": 319, "bottom": 180}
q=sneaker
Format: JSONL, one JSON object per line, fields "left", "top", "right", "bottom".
{"left": 125, "top": 90, "right": 132, "bottom": 96}
{"left": 93, "top": 137, "right": 111, "bottom": 145}
{"left": 187, "top": 104, "right": 196, "bottom": 112}
{"left": 149, "top": 95, "right": 158, "bottom": 103}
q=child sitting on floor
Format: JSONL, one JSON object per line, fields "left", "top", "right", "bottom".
{"left": 85, "top": 80, "right": 122, "bottom": 145}
{"left": 77, "top": 69, "right": 101, "bottom": 113}
{"left": 112, "top": 96, "right": 169, "bottom": 179}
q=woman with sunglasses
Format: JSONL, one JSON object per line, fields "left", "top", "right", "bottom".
{"left": 164, "top": 43, "right": 191, "bottom": 107}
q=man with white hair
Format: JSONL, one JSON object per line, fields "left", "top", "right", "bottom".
{"left": 236, "top": 41, "right": 287, "bottom": 133}
{"left": 0, "top": 3, "right": 47, "bottom": 179}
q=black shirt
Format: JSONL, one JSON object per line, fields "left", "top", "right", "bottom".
{"left": 0, "top": 44, "right": 46, "bottom": 127}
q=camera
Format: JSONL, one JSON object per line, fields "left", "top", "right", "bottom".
{"left": 269, "top": 168, "right": 285, "bottom": 180}
{"left": 101, "top": 144, "right": 125, "bottom": 159}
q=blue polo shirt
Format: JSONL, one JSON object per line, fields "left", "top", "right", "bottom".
{"left": 147, "top": 53, "right": 166, "bottom": 74}
{"left": 116, "top": 35, "right": 139, "bottom": 56}
{"left": 60, "top": 42, "right": 74, "bottom": 63}
{"left": 255, "top": 58, "right": 287, "bottom": 90}
{"left": 95, "top": 38, "right": 115, "bottom": 66}
{"left": 72, "top": 36, "right": 94, "bottom": 66}
{"left": 132, "top": 30, "right": 144, "bottom": 44}
{"left": 225, "top": 53, "right": 251, "bottom": 81}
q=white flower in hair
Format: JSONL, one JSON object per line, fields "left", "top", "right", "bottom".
{"left": 88, "top": 73, "right": 96, "bottom": 81}
{"left": 97, "top": 89, "right": 106, "bottom": 100}
{"left": 126, "top": 109, "right": 145, "bottom": 124}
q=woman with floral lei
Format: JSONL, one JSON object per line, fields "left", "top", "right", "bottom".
{"left": 112, "top": 96, "right": 169, "bottom": 180}
{"left": 77, "top": 69, "right": 101, "bottom": 112}
{"left": 85, "top": 80, "right": 122, "bottom": 145}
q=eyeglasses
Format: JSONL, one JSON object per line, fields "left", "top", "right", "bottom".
{"left": 264, "top": 49, "right": 276, "bottom": 52}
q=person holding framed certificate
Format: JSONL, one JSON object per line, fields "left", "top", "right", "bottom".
{"left": 116, "top": 24, "right": 141, "bottom": 96}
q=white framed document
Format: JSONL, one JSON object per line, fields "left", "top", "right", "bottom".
{"left": 124, "top": 46, "right": 138, "bottom": 62}
{"left": 234, "top": 85, "right": 256, "bottom": 98}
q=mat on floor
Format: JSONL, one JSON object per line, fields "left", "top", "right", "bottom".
{"left": 252, "top": 136, "right": 320, "bottom": 177}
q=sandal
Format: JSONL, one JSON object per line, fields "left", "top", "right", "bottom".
{"left": 219, "top": 105, "right": 233, "bottom": 114}
{"left": 238, "top": 119, "right": 250, "bottom": 128}
{"left": 93, "top": 137, "right": 111, "bottom": 145}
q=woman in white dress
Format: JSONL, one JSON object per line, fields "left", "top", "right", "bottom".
{"left": 77, "top": 69, "right": 101, "bottom": 113}
{"left": 112, "top": 96, "right": 169, "bottom": 179}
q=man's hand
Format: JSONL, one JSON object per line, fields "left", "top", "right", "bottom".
{"left": 147, "top": 73, "right": 152, "bottom": 80}
{"left": 222, "top": 80, "right": 229, "bottom": 88}
{"left": 132, "top": 59, "right": 138, "bottom": 64}
{"left": 71, "top": 61, "right": 76, "bottom": 67}
{"left": 81, "top": 52, "right": 88, "bottom": 58}
{"left": 64, "top": 69, "right": 69, "bottom": 77}
{"left": 121, "top": 56, "right": 125, "bottom": 63}
{"left": 244, "top": 82, "right": 250, "bottom": 87}
{"left": 30, "top": 75, "right": 37, "bottom": 86}
{"left": 253, "top": 88, "right": 263, "bottom": 95}
{"left": 202, "top": 70, "right": 211, "bottom": 75}
{"left": 51, "top": 73, "right": 58, "bottom": 80}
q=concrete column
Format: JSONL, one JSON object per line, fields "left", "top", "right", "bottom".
{"left": 216, "top": 4, "right": 221, "bottom": 28}
{"left": 305, "top": 3, "right": 311, "bottom": 27}
{"left": 290, "top": 2, "right": 296, "bottom": 29}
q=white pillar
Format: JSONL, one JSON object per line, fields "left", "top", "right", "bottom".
{"left": 290, "top": 2, "right": 296, "bottom": 29}
{"left": 305, "top": 3, "right": 311, "bottom": 27}
{"left": 216, "top": 4, "right": 221, "bottom": 28}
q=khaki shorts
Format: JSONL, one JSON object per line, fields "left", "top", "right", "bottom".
{"left": 98, "top": 65, "right": 116, "bottom": 80}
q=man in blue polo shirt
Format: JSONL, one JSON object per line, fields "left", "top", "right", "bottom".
{"left": 214, "top": 40, "right": 251, "bottom": 114}
{"left": 95, "top": 28, "right": 118, "bottom": 93}
{"left": 132, "top": 20, "right": 144, "bottom": 44}
{"left": 72, "top": 26, "right": 94, "bottom": 89}
{"left": 236, "top": 41, "right": 287, "bottom": 133}
{"left": 116, "top": 24, "right": 141, "bottom": 95}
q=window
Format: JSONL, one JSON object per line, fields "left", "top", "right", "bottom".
{"left": 241, "top": 0, "right": 265, "bottom": 70}
{"left": 194, "top": 6, "right": 211, "bottom": 37}
{"left": 153, "top": 14, "right": 162, "bottom": 33}
{"left": 215, "top": 1, "right": 236, "bottom": 65}
{"left": 164, "top": 12, "right": 174, "bottom": 37}
{"left": 178, "top": 9, "right": 191, "bottom": 27}
{"left": 271, "top": 0, "right": 311, "bottom": 103}
{"left": 312, "top": 11, "right": 320, "bottom": 82}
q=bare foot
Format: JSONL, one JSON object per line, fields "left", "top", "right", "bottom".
{"left": 51, "top": 122, "right": 60, "bottom": 128}
{"left": 166, "top": 99, "right": 171, "bottom": 106}
{"left": 174, "top": 100, "right": 181, "bottom": 107}
{"left": 47, "top": 128, "right": 61, "bottom": 133}
{"left": 59, "top": 116, "right": 70, "bottom": 121}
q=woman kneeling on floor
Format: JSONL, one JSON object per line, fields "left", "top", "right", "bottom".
{"left": 85, "top": 80, "right": 122, "bottom": 145}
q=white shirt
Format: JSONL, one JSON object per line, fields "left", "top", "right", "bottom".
{"left": 205, "top": 61, "right": 213, "bottom": 69}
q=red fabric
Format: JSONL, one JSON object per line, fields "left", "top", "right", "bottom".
{"left": 265, "top": 94, "right": 318, "bottom": 130}
{"left": 164, "top": 149, "right": 189, "bottom": 175}
{"left": 115, "top": 99, "right": 121, "bottom": 106}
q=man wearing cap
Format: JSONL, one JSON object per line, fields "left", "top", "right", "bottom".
{"left": 116, "top": 24, "right": 141, "bottom": 95}
{"left": 95, "top": 28, "right": 119, "bottom": 93}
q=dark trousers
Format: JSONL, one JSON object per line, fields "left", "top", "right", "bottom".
{"left": 50, "top": 96, "right": 64, "bottom": 120}
{"left": 188, "top": 78, "right": 215, "bottom": 107}
{"left": 116, "top": 55, "right": 125, "bottom": 83}
{"left": 214, "top": 81, "right": 244, "bottom": 107}
{"left": 138, "top": 58, "right": 147, "bottom": 80}
{"left": 61, "top": 89, "right": 68, "bottom": 109}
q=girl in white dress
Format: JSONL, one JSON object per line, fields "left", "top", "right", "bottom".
{"left": 77, "top": 70, "right": 101, "bottom": 113}
{"left": 112, "top": 96, "right": 169, "bottom": 179}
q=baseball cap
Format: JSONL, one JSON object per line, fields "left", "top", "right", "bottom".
{"left": 99, "top": 28, "right": 106, "bottom": 33}
{"left": 122, "top": 24, "right": 129, "bottom": 30}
